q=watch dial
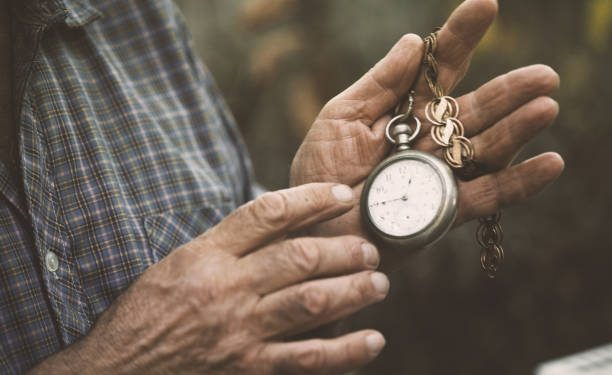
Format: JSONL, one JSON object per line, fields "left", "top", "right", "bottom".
{"left": 367, "top": 158, "right": 444, "bottom": 237}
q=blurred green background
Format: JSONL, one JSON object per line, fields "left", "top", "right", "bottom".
{"left": 175, "top": 0, "right": 612, "bottom": 373}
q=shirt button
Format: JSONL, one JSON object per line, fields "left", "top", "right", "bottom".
{"left": 45, "top": 251, "right": 59, "bottom": 273}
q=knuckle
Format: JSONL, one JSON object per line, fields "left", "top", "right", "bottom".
{"left": 320, "top": 97, "right": 369, "bottom": 124}
{"left": 479, "top": 175, "right": 502, "bottom": 213}
{"left": 306, "top": 186, "right": 332, "bottom": 212}
{"left": 492, "top": 174, "right": 506, "bottom": 208}
{"left": 253, "top": 191, "right": 291, "bottom": 226}
{"left": 242, "top": 344, "right": 266, "bottom": 372}
{"left": 509, "top": 168, "right": 529, "bottom": 202}
{"left": 324, "top": 97, "right": 370, "bottom": 123}
{"left": 350, "top": 274, "right": 374, "bottom": 303}
{"left": 295, "top": 342, "right": 325, "bottom": 372}
{"left": 299, "top": 285, "right": 329, "bottom": 317}
{"left": 345, "top": 236, "right": 368, "bottom": 265}
{"left": 288, "top": 239, "right": 321, "bottom": 276}
{"left": 351, "top": 99, "right": 369, "bottom": 120}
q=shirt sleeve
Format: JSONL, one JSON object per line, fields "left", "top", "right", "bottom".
{"left": 170, "top": 3, "right": 264, "bottom": 202}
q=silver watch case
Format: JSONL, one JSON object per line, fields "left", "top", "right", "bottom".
{"left": 360, "top": 149, "right": 458, "bottom": 252}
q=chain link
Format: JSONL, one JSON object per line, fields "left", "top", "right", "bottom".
{"left": 421, "top": 30, "right": 505, "bottom": 278}
{"left": 477, "top": 214, "right": 505, "bottom": 278}
{"left": 386, "top": 91, "right": 421, "bottom": 151}
{"left": 394, "top": 89, "right": 415, "bottom": 118}
{"left": 423, "top": 30, "right": 445, "bottom": 99}
{"left": 423, "top": 31, "right": 475, "bottom": 170}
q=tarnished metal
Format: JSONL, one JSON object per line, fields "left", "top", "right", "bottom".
{"left": 361, "top": 149, "right": 458, "bottom": 252}
{"left": 363, "top": 91, "right": 457, "bottom": 251}
{"left": 477, "top": 215, "right": 505, "bottom": 278}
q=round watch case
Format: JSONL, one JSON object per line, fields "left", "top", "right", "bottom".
{"left": 361, "top": 150, "right": 458, "bottom": 252}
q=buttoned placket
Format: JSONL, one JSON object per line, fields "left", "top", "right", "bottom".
{"left": 9, "top": 0, "right": 97, "bottom": 343}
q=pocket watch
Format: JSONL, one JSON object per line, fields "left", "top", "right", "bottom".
{"left": 360, "top": 29, "right": 506, "bottom": 276}
{"left": 360, "top": 99, "right": 457, "bottom": 251}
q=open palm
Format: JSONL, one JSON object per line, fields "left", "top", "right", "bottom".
{"left": 290, "top": 0, "right": 564, "bottom": 270}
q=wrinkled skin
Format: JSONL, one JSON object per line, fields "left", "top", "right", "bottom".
{"left": 30, "top": 184, "right": 391, "bottom": 375}
{"left": 27, "top": 1, "right": 565, "bottom": 374}
{"left": 291, "top": 0, "right": 564, "bottom": 270}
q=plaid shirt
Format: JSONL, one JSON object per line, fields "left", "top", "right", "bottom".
{"left": 0, "top": 0, "right": 257, "bottom": 373}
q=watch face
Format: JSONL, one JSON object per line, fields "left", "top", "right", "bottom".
{"left": 366, "top": 158, "right": 444, "bottom": 237}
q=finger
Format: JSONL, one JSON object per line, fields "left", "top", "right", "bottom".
{"left": 416, "top": 65, "right": 560, "bottom": 152}
{"left": 205, "top": 183, "right": 355, "bottom": 256}
{"left": 240, "top": 236, "right": 380, "bottom": 295}
{"left": 416, "top": 0, "right": 498, "bottom": 98}
{"left": 254, "top": 271, "right": 389, "bottom": 338}
{"left": 456, "top": 152, "right": 564, "bottom": 225}
{"left": 257, "top": 330, "right": 385, "bottom": 375}
{"left": 460, "top": 65, "right": 560, "bottom": 136}
{"left": 470, "top": 97, "right": 559, "bottom": 171}
{"left": 319, "top": 34, "right": 423, "bottom": 126}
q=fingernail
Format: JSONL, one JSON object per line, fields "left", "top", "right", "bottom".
{"left": 365, "top": 332, "right": 386, "bottom": 356}
{"left": 331, "top": 184, "right": 353, "bottom": 203}
{"left": 370, "top": 272, "right": 389, "bottom": 295}
{"left": 361, "top": 243, "right": 379, "bottom": 268}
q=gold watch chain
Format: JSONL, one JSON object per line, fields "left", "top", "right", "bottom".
{"left": 421, "top": 30, "right": 505, "bottom": 278}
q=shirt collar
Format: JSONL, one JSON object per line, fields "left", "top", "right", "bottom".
{"left": 11, "top": 0, "right": 102, "bottom": 28}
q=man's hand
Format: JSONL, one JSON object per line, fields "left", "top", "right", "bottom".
{"left": 29, "top": 184, "right": 388, "bottom": 375}
{"left": 290, "top": 0, "right": 564, "bottom": 269}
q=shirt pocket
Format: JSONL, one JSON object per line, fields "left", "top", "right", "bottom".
{"left": 142, "top": 196, "right": 233, "bottom": 262}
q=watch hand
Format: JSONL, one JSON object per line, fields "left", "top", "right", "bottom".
{"left": 369, "top": 194, "right": 409, "bottom": 207}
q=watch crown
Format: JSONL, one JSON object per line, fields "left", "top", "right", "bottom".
{"left": 391, "top": 123, "right": 413, "bottom": 137}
